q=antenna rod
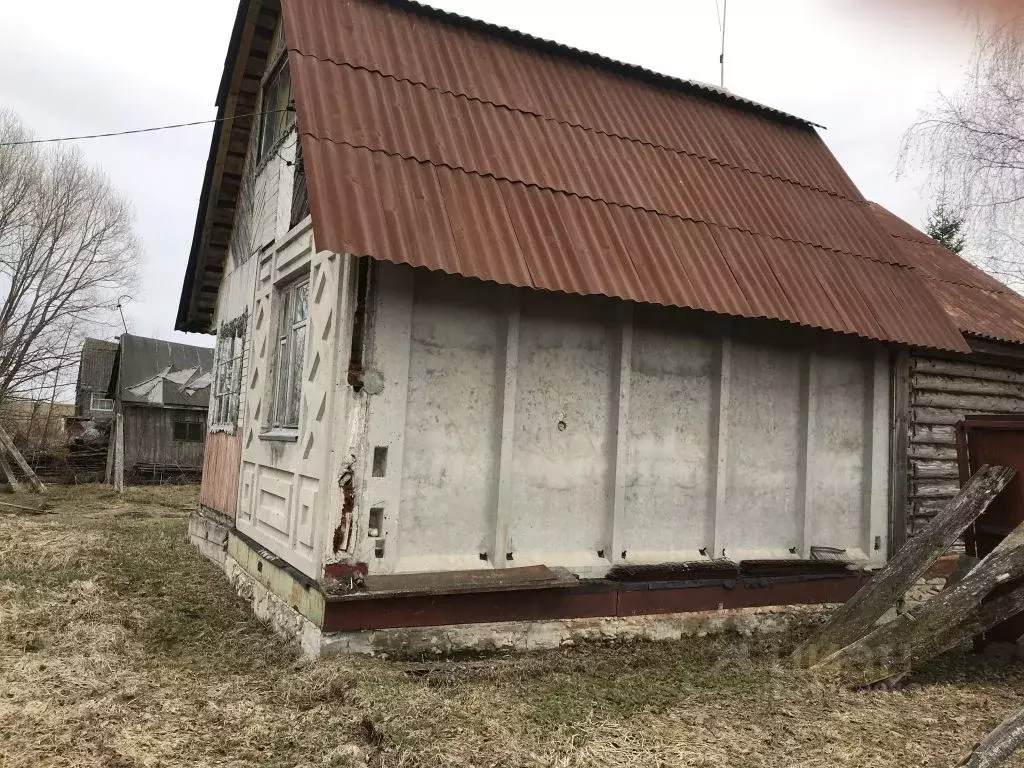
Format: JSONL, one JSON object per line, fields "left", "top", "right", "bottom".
{"left": 719, "top": 0, "right": 728, "bottom": 87}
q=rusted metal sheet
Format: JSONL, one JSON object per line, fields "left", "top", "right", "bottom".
{"left": 871, "top": 203, "right": 1024, "bottom": 345}
{"left": 200, "top": 431, "right": 242, "bottom": 519}
{"left": 281, "top": 0, "right": 969, "bottom": 352}
{"left": 956, "top": 416, "right": 1024, "bottom": 641}
{"left": 320, "top": 571, "right": 868, "bottom": 632}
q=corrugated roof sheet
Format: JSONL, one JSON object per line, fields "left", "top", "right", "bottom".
{"left": 869, "top": 203, "right": 1024, "bottom": 346}
{"left": 282, "top": 0, "right": 969, "bottom": 352}
{"left": 118, "top": 335, "right": 214, "bottom": 409}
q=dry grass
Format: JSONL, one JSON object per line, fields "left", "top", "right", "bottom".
{"left": 1, "top": 484, "right": 1023, "bottom": 767}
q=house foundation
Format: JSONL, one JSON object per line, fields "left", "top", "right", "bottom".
{"left": 189, "top": 510, "right": 868, "bottom": 656}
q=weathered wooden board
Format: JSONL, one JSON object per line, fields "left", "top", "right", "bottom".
{"left": 914, "top": 391, "right": 1024, "bottom": 413}
{"left": 913, "top": 357, "right": 1024, "bottom": 386}
{"left": 817, "top": 517, "right": 1024, "bottom": 686}
{"left": 0, "top": 425, "right": 45, "bottom": 493}
{"left": 792, "top": 465, "right": 1015, "bottom": 668}
{"left": 957, "top": 704, "right": 1024, "bottom": 768}
{"left": 912, "top": 373, "right": 1024, "bottom": 399}
{"left": 0, "top": 452, "right": 22, "bottom": 493}
{"left": 327, "top": 565, "right": 579, "bottom": 601}
{"left": 912, "top": 424, "right": 958, "bottom": 446}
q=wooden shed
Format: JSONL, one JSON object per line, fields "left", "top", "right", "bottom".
{"left": 109, "top": 334, "right": 214, "bottom": 481}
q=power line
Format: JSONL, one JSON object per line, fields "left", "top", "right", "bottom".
{"left": 0, "top": 108, "right": 293, "bottom": 147}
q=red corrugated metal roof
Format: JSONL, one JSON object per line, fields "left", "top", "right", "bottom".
{"left": 283, "top": 0, "right": 969, "bottom": 352}
{"left": 870, "top": 203, "right": 1024, "bottom": 346}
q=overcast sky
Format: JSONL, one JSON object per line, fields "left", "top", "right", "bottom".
{"left": 0, "top": 1, "right": 974, "bottom": 346}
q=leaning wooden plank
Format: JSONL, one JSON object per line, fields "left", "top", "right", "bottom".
{"left": 957, "top": 704, "right": 1024, "bottom": 768}
{"left": 792, "top": 464, "right": 1015, "bottom": 667}
{"left": 816, "top": 520, "right": 1024, "bottom": 686}
{"left": 0, "top": 499, "right": 48, "bottom": 514}
{"left": 0, "top": 451, "right": 22, "bottom": 493}
{"left": 0, "top": 425, "right": 46, "bottom": 493}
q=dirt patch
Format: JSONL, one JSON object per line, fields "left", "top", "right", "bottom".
{"left": 1, "top": 484, "right": 1023, "bottom": 767}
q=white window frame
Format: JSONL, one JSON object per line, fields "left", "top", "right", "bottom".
{"left": 211, "top": 316, "right": 246, "bottom": 430}
{"left": 90, "top": 393, "right": 113, "bottom": 412}
{"left": 271, "top": 277, "right": 309, "bottom": 430}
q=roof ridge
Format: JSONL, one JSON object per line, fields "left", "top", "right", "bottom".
{"left": 305, "top": 135, "right": 906, "bottom": 271}
{"left": 289, "top": 50, "right": 854, "bottom": 202}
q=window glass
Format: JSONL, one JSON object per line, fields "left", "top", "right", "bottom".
{"left": 272, "top": 278, "right": 309, "bottom": 429}
{"left": 211, "top": 316, "right": 245, "bottom": 428}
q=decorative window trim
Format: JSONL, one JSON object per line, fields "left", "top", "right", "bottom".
{"left": 210, "top": 312, "right": 248, "bottom": 433}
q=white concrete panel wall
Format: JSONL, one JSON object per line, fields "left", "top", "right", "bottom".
{"left": 507, "top": 291, "right": 618, "bottom": 568}
{"left": 722, "top": 329, "right": 804, "bottom": 560}
{"left": 623, "top": 306, "right": 719, "bottom": 562}
{"left": 358, "top": 264, "right": 891, "bottom": 576}
{"left": 395, "top": 272, "right": 505, "bottom": 571}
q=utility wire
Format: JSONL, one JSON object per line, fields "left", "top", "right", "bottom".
{"left": 0, "top": 107, "right": 293, "bottom": 147}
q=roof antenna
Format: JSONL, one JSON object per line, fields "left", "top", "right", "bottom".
{"left": 716, "top": 0, "right": 728, "bottom": 87}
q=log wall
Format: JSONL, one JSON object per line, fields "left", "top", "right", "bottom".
{"left": 905, "top": 354, "right": 1024, "bottom": 538}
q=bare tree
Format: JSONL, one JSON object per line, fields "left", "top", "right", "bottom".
{"left": 0, "top": 109, "right": 141, "bottom": 411}
{"left": 899, "top": 14, "right": 1024, "bottom": 283}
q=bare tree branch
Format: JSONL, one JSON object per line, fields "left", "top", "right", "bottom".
{"left": 0, "top": 109, "right": 140, "bottom": 409}
{"left": 898, "top": 14, "right": 1024, "bottom": 285}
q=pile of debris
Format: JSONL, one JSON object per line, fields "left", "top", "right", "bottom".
{"left": 794, "top": 464, "right": 1024, "bottom": 766}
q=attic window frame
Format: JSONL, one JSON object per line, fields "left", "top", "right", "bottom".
{"left": 257, "top": 54, "right": 295, "bottom": 163}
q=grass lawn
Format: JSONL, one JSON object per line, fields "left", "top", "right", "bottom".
{"left": 1, "top": 484, "right": 1022, "bottom": 767}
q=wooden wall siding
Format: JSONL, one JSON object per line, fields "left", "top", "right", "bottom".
{"left": 200, "top": 431, "right": 242, "bottom": 518}
{"left": 123, "top": 405, "right": 207, "bottom": 470}
{"left": 906, "top": 355, "right": 1024, "bottom": 536}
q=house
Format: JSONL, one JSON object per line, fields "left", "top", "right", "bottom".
{"left": 73, "top": 338, "right": 119, "bottom": 422}
{"left": 177, "top": 0, "right": 1024, "bottom": 654}
{"left": 108, "top": 334, "right": 214, "bottom": 481}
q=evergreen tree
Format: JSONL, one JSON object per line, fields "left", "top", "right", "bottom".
{"left": 925, "top": 201, "right": 968, "bottom": 255}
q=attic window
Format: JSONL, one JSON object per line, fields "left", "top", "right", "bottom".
{"left": 258, "top": 61, "right": 294, "bottom": 161}
{"left": 289, "top": 143, "right": 310, "bottom": 229}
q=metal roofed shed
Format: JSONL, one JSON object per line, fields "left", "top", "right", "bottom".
{"left": 108, "top": 334, "right": 214, "bottom": 483}
{"left": 174, "top": 0, "right": 1024, "bottom": 654}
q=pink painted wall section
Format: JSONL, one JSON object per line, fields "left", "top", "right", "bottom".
{"left": 200, "top": 431, "right": 242, "bottom": 519}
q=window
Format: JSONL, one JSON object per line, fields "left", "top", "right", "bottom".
{"left": 258, "top": 61, "right": 294, "bottom": 161}
{"left": 173, "top": 421, "right": 204, "bottom": 442}
{"left": 90, "top": 393, "right": 113, "bottom": 412}
{"left": 289, "top": 143, "right": 309, "bottom": 230}
{"left": 272, "top": 278, "right": 309, "bottom": 429}
{"left": 212, "top": 316, "right": 246, "bottom": 428}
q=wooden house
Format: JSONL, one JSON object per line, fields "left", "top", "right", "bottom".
{"left": 177, "top": 0, "right": 1024, "bottom": 654}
